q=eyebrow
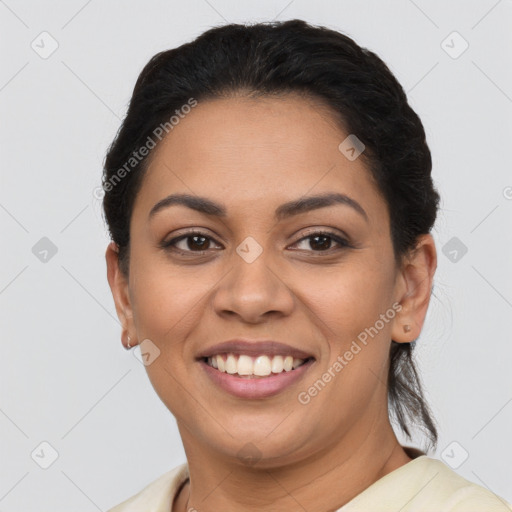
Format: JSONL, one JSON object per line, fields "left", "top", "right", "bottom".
{"left": 148, "top": 192, "right": 368, "bottom": 222}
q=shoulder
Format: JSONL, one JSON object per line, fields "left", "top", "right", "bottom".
{"left": 339, "top": 456, "right": 512, "bottom": 512}
{"left": 105, "top": 462, "right": 189, "bottom": 512}
{"left": 420, "top": 458, "right": 512, "bottom": 512}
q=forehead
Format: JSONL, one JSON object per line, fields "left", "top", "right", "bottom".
{"left": 133, "top": 94, "right": 385, "bottom": 222}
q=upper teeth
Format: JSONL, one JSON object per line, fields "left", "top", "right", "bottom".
{"left": 207, "top": 354, "right": 307, "bottom": 376}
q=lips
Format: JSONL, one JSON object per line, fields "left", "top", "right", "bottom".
{"left": 195, "top": 339, "right": 316, "bottom": 361}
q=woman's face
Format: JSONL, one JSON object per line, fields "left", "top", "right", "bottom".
{"left": 108, "top": 94, "right": 419, "bottom": 467}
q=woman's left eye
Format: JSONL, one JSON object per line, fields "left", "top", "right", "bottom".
{"left": 291, "top": 231, "right": 350, "bottom": 252}
{"left": 161, "top": 230, "right": 350, "bottom": 255}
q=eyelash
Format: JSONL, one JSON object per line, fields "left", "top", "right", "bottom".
{"left": 160, "top": 229, "right": 351, "bottom": 257}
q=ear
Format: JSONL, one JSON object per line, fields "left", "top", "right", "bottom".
{"left": 105, "top": 241, "right": 135, "bottom": 348}
{"left": 391, "top": 234, "right": 437, "bottom": 343}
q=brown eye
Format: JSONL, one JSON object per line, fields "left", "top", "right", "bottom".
{"left": 161, "top": 232, "right": 222, "bottom": 255}
{"left": 290, "top": 230, "right": 350, "bottom": 252}
{"left": 183, "top": 235, "right": 210, "bottom": 251}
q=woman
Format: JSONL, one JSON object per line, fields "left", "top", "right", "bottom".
{"left": 102, "top": 19, "right": 511, "bottom": 512}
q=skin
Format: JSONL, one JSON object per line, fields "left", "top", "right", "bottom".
{"left": 106, "top": 93, "right": 437, "bottom": 512}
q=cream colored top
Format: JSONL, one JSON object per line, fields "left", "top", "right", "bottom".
{"left": 106, "top": 455, "right": 512, "bottom": 512}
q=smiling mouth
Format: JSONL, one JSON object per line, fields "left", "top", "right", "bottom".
{"left": 201, "top": 353, "right": 315, "bottom": 378}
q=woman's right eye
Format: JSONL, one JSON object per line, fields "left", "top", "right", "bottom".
{"left": 161, "top": 232, "right": 223, "bottom": 255}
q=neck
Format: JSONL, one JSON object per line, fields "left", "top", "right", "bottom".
{"left": 173, "top": 412, "right": 413, "bottom": 512}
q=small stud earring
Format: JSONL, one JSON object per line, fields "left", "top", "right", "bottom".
{"left": 403, "top": 325, "right": 411, "bottom": 333}
{"left": 127, "top": 336, "right": 132, "bottom": 349}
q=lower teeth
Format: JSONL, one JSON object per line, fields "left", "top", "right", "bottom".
{"left": 236, "top": 374, "right": 271, "bottom": 379}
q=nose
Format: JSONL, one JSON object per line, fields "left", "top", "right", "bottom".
{"left": 212, "top": 248, "right": 295, "bottom": 324}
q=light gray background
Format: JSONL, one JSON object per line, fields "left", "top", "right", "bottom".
{"left": 1, "top": 0, "right": 511, "bottom": 510}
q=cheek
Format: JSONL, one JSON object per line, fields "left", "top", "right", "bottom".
{"left": 296, "top": 260, "right": 395, "bottom": 331}
{"left": 129, "top": 248, "right": 208, "bottom": 338}
{"left": 128, "top": 263, "right": 205, "bottom": 416}
{"left": 294, "top": 261, "right": 396, "bottom": 395}
{"left": 129, "top": 228, "right": 198, "bottom": 324}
